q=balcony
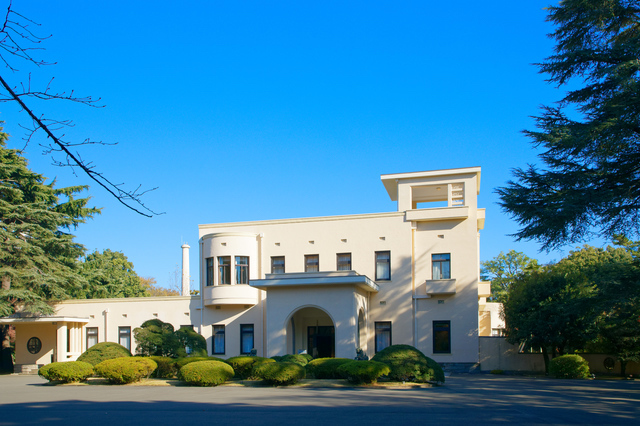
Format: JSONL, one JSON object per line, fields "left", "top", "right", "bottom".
{"left": 424, "top": 279, "right": 457, "bottom": 295}
{"left": 203, "top": 284, "right": 259, "bottom": 307}
{"left": 478, "top": 281, "right": 492, "bottom": 298}
{"left": 405, "top": 206, "right": 469, "bottom": 223}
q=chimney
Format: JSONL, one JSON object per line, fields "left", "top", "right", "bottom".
{"left": 181, "top": 243, "right": 190, "bottom": 296}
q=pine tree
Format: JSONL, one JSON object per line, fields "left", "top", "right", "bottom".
{"left": 498, "top": 0, "right": 640, "bottom": 250}
{"left": 0, "top": 126, "right": 99, "bottom": 371}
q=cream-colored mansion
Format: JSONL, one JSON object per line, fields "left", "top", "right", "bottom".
{"left": 4, "top": 167, "right": 502, "bottom": 373}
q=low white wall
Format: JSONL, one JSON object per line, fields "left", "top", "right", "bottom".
{"left": 479, "top": 337, "right": 640, "bottom": 375}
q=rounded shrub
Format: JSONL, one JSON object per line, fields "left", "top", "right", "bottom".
{"left": 225, "top": 356, "right": 275, "bottom": 379}
{"left": 94, "top": 357, "right": 157, "bottom": 384}
{"left": 337, "top": 360, "right": 391, "bottom": 384}
{"left": 306, "top": 358, "right": 353, "bottom": 379}
{"left": 38, "top": 361, "right": 94, "bottom": 383}
{"left": 549, "top": 355, "right": 591, "bottom": 379}
{"left": 178, "top": 360, "right": 235, "bottom": 386}
{"left": 175, "top": 356, "right": 226, "bottom": 370}
{"left": 254, "top": 361, "right": 306, "bottom": 385}
{"left": 77, "top": 342, "right": 132, "bottom": 366}
{"left": 371, "top": 344, "right": 445, "bottom": 383}
{"left": 149, "top": 356, "right": 178, "bottom": 378}
{"left": 270, "top": 355, "right": 284, "bottom": 362}
{"left": 279, "top": 354, "right": 309, "bottom": 366}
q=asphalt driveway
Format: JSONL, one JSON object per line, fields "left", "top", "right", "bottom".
{"left": 0, "top": 374, "right": 638, "bottom": 425}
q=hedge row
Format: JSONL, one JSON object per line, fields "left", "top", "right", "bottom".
{"left": 38, "top": 361, "right": 94, "bottom": 383}
{"left": 94, "top": 357, "right": 158, "bottom": 384}
{"left": 178, "top": 361, "right": 235, "bottom": 386}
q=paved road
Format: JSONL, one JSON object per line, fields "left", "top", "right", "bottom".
{"left": 0, "top": 374, "right": 638, "bottom": 425}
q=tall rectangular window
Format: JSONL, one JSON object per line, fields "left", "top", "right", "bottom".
{"left": 118, "top": 326, "right": 131, "bottom": 350}
{"left": 271, "top": 256, "right": 285, "bottom": 274}
{"left": 212, "top": 325, "right": 225, "bottom": 354}
{"left": 433, "top": 320, "right": 451, "bottom": 354}
{"left": 337, "top": 253, "right": 352, "bottom": 271}
{"left": 432, "top": 254, "right": 451, "bottom": 279}
{"left": 240, "top": 324, "right": 254, "bottom": 354}
{"left": 305, "top": 255, "right": 319, "bottom": 272}
{"left": 235, "top": 256, "right": 249, "bottom": 284}
{"left": 205, "top": 257, "right": 214, "bottom": 286}
{"left": 375, "top": 321, "right": 392, "bottom": 353}
{"left": 86, "top": 327, "right": 98, "bottom": 349}
{"left": 375, "top": 251, "right": 391, "bottom": 280}
{"left": 218, "top": 256, "right": 231, "bottom": 285}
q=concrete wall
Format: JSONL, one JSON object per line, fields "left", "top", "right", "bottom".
{"left": 479, "top": 337, "right": 640, "bottom": 375}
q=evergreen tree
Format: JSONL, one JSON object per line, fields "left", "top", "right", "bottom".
{"left": 498, "top": 1, "right": 640, "bottom": 250}
{"left": 0, "top": 126, "right": 99, "bottom": 371}
{"left": 75, "top": 249, "right": 148, "bottom": 299}
{"left": 480, "top": 250, "right": 539, "bottom": 303}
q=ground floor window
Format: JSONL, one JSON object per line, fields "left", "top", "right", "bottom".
{"left": 240, "top": 324, "right": 254, "bottom": 354}
{"left": 212, "top": 324, "right": 225, "bottom": 354}
{"left": 86, "top": 327, "right": 98, "bottom": 349}
{"left": 375, "top": 321, "right": 391, "bottom": 353}
{"left": 119, "top": 326, "right": 131, "bottom": 350}
{"left": 433, "top": 320, "right": 451, "bottom": 354}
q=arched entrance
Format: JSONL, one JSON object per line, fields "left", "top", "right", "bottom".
{"left": 287, "top": 306, "right": 335, "bottom": 358}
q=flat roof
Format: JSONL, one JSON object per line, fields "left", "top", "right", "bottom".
{"left": 0, "top": 316, "right": 90, "bottom": 324}
{"left": 381, "top": 166, "right": 481, "bottom": 201}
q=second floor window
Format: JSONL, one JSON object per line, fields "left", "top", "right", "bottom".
{"left": 432, "top": 253, "right": 451, "bottom": 279}
{"left": 305, "top": 254, "right": 319, "bottom": 272}
{"left": 218, "top": 256, "right": 231, "bottom": 285}
{"left": 205, "top": 257, "right": 214, "bottom": 286}
{"left": 271, "top": 256, "right": 285, "bottom": 274}
{"left": 236, "top": 256, "right": 249, "bottom": 284}
{"left": 337, "top": 253, "right": 351, "bottom": 271}
{"left": 375, "top": 251, "right": 390, "bottom": 280}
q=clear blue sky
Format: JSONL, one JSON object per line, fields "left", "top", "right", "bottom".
{"left": 2, "top": 1, "right": 594, "bottom": 290}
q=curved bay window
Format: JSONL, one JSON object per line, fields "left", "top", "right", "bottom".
{"left": 235, "top": 256, "right": 249, "bottom": 284}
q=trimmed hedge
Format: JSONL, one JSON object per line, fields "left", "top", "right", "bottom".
{"left": 178, "top": 361, "right": 235, "bottom": 386}
{"left": 337, "top": 361, "right": 390, "bottom": 384}
{"left": 175, "top": 356, "right": 226, "bottom": 370}
{"left": 254, "top": 362, "right": 306, "bottom": 385}
{"left": 225, "top": 356, "right": 275, "bottom": 379}
{"left": 38, "top": 361, "right": 94, "bottom": 383}
{"left": 549, "top": 355, "right": 591, "bottom": 379}
{"left": 94, "top": 357, "right": 157, "bottom": 384}
{"left": 371, "top": 344, "right": 445, "bottom": 383}
{"left": 306, "top": 358, "right": 353, "bottom": 379}
{"left": 77, "top": 342, "right": 132, "bottom": 366}
{"left": 149, "top": 356, "right": 178, "bottom": 378}
{"left": 279, "top": 354, "right": 310, "bottom": 366}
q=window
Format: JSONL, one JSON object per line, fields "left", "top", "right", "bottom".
{"left": 375, "top": 251, "right": 390, "bottom": 280}
{"left": 212, "top": 325, "right": 225, "bottom": 354}
{"left": 240, "top": 324, "right": 254, "bottom": 354}
{"left": 86, "top": 327, "right": 98, "bottom": 349}
{"left": 205, "top": 257, "right": 214, "bottom": 286}
{"left": 433, "top": 321, "right": 451, "bottom": 354}
{"left": 305, "top": 255, "right": 319, "bottom": 272}
{"left": 235, "top": 256, "right": 249, "bottom": 284}
{"left": 119, "top": 326, "right": 131, "bottom": 350}
{"left": 218, "top": 256, "right": 231, "bottom": 284}
{"left": 337, "top": 253, "right": 351, "bottom": 271}
{"left": 375, "top": 321, "right": 392, "bottom": 353}
{"left": 271, "top": 256, "right": 285, "bottom": 274}
{"left": 432, "top": 254, "right": 451, "bottom": 279}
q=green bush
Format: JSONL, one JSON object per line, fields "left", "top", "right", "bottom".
{"left": 38, "top": 361, "right": 94, "bottom": 383}
{"left": 134, "top": 319, "right": 179, "bottom": 357}
{"left": 94, "top": 357, "right": 157, "bottom": 384}
{"left": 306, "top": 358, "right": 353, "bottom": 379}
{"left": 337, "top": 361, "right": 391, "bottom": 384}
{"left": 77, "top": 342, "right": 132, "bottom": 366}
{"left": 300, "top": 353, "right": 313, "bottom": 362}
{"left": 149, "top": 356, "right": 178, "bottom": 378}
{"left": 279, "top": 354, "right": 309, "bottom": 366}
{"left": 371, "top": 344, "right": 445, "bottom": 383}
{"left": 254, "top": 362, "right": 306, "bottom": 385}
{"left": 490, "top": 369, "right": 504, "bottom": 375}
{"left": 178, "top": 361, "right": 235, "bottom": 386}
{"left": 270, "top": 355, "right": 284, "bottom": 362}
{"left": 549, "top": 355, "right": 591, "bottom": 379}
{"left": 175, "top": 356, "right": 226, "bottom": 370}
{"left": 175, "top": 326, "right": 208, "bottom": 358}
{"left": 225, "top": 356, "right": 275, "bottom": 379}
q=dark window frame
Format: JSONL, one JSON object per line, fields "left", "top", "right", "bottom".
{"left": 271, "top": 256, "right": 285, "bottom": 274}
{"left": 218, "top": 256, "right": 231, "bottom": 285}
{"left": 240, "top": 324, "right": 254, "bottom": 355}
{"left": 375, "top": 251, "right": 391, "bottom": 280}
{"left": 235, "top": 256, "right": 249, "bottom": 284}
{"left": 305, "top": 254, "right": 319, "bottom": 272}
{"left": 205, "top": 257, "right": 214, "bottom": 286}
{"left": 432, "top": 253, "right": 451, "bottom": 280}
{"left": 433, "top": 320, "right": 451, "bottom": 354}
{"left": 374, "top": 321, "right": 392, "bottom": 353}
{"left": 337, "top": 253, "right": 352, "bottom": 271}
{"left": 118, "top": 326, "right": 131, "bottom": 350}
{"left": 212, "top": 324, "right": 225, "bottom": 355}
{"left": 86, "top": 327, "right": 98, "bottom": 349}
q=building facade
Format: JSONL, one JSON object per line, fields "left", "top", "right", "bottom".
{"left": 3, "top": 167, "right": 493, "bottom": 373}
